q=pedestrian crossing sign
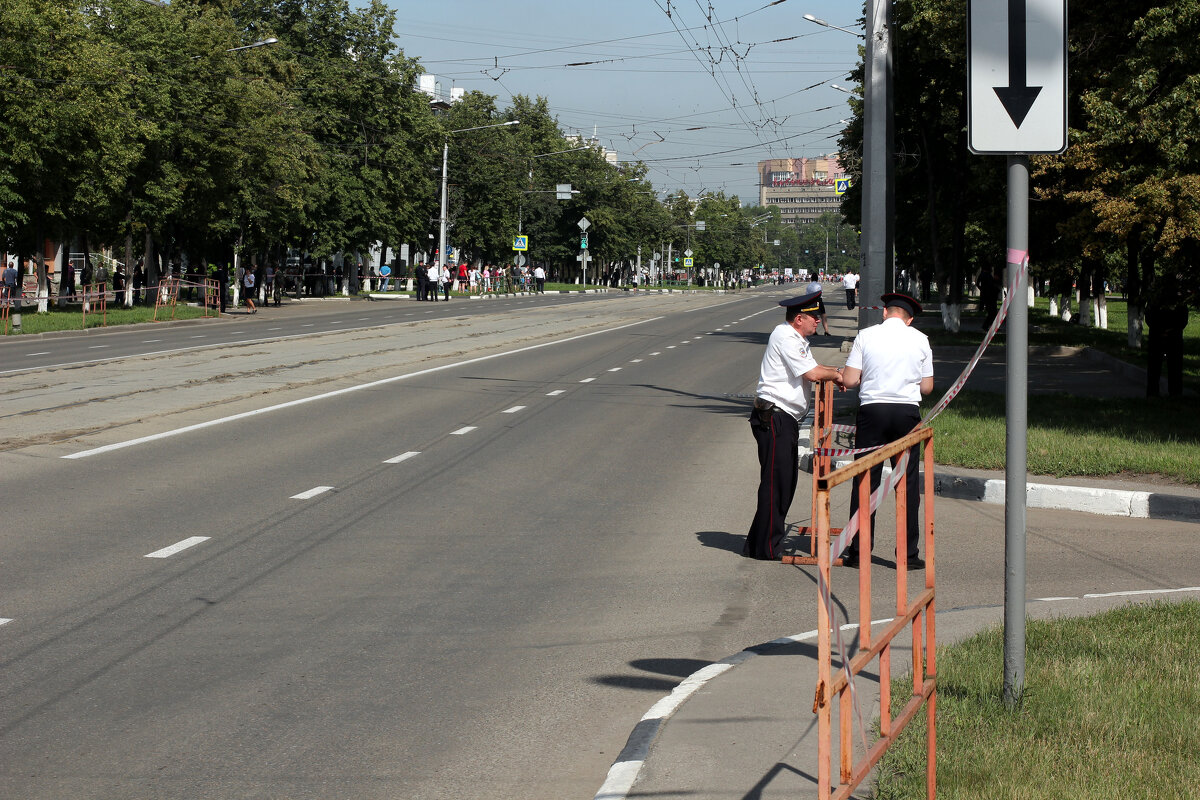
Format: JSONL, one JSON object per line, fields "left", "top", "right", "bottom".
{"left": 835, "top": 178, "right": 851, "bottom": 195}
{"left": 513, "top": 235, "right": 528, "bottom": 251}
{"left": 683, "top": 257, "right": 694, "bottom": 267}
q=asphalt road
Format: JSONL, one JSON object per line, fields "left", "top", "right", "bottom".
{"left": 1, "top": 288, "right": 833, "bottom": 798}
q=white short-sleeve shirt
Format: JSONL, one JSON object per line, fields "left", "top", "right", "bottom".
{"left": 845, "top": 317, "right": 933, "bottom": 405}
{"left": 842, "top": 272, "right": 859, "bottom": 290}
{"left": 756, "top": 322, "right": 819, "bottom": 419}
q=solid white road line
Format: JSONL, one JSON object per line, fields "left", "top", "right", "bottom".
{"left": 450, "top": 426, "right": 477, "bottom": 435}
{"left": 502, "top": 406, "right": 526, "bottom": 413}
{"left": 145, "top": 537, "right": 211, "bottom": 559}
{"left": 61, "top": 316, "right": 663, "bottom": 459}
{"left": 291, "top": 486, "right": 334, "bottom": 500}
{"left": 547, "top": 390, "right": 565, "bottom": 396}
{"left": 383, "top": 451, "right": 421, "bottom": 464}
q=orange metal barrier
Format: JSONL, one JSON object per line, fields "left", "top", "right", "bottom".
{"left": 1, "top": 291, "right": 11, "bottom": 334}
{"left": 80, "top": 282, "right": 108, "bottom": 328}
{"left": 813, "top": 425, "right": 937, "bottom": 799}
{"left": 782, "top": 380, "right": 845, "bottom": 566}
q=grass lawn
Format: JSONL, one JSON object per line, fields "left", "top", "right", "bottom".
{"left": 3, "top": 303, "right": 211, "bottom": 335}
{"left": 875, "top": 601, "right": 1200, "bottom": 799}
{"left": 923, "top": 391, "right": 1200, "bottom": 485}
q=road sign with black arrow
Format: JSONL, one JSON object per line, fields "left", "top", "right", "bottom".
{"left": 968, "top": 0, "right": 1066, "bottom": 154}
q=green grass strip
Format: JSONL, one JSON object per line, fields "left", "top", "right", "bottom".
{"left": 4, "top": 304, "right": 211, "bottom": 335}
{"left": 923, "top": 391, "right": 1200, "bottom": 485}
{"left": 875, "top": 601, "right": 1200, "bottom": 799}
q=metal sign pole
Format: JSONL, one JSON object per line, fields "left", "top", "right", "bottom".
{"left": 1003, "top": 155, "right": 1029, "bottom": 709}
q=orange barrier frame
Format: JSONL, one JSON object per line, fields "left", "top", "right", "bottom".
{"left": 813, "top": 425, "right": 937, "bottom": 799}
{"left": 1, "top": 291, "right": 12, "bottom": 334}
{"left": 81, "top": 282, "right": 108, "bottom": 328}
{"left": 783, "top": 380, "right": 844, "bottom": 566}
{"left": 153, "top": 278, "right": 181, "bottom": 320}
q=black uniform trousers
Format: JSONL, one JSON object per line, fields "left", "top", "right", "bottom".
{"left": 843, "top": 402, "right": 922, "bottom": 561}
{"left": 745, "top": 407, "right": 800, "bottom": 560}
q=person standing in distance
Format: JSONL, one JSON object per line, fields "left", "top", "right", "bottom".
{"left": 745, "top": 289, "right": 845, "bottom": 560}
{"left": 842, "top": 270, "right": 859, "bottom": 309}
{"left": 806, "top": 281, "right": 831, "bottom": 336}
{"left": 838, "top": 293, "right": 934, "bottom": 569}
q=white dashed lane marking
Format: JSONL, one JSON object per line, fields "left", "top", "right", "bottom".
{"left": 0, "top": 618, "right": 11, "bottom": 626}
{"left": 88, "top": 345, "right": 109, "bottom": 349}
{"left": 547, "top": 390, "right": 565, "bottom": 396}
{"left": 502, "top": 406, "right": 526, "bottom": 414}
{"left": 383, "top": 451, "right": 420, "bottom": 464}
{"left": 450, "top": 426, "right": 477, "bottom": 435}
{"left": 145, "top": 537, "right": 211, "bottom": 559}
{"left": 291, "top": 486, "right": 334, "bottom": 500}
{"left": 649, "top": 352, "right": 661, "bottom": 356}
{"left": 580, "top": 378, "right": 595, "bottom": 383}
{"left": 608, "top": 368, "right": 622, "bottom": 372}
{"left": 25, "top": 352, "right": 50, "bottom": 357}
{"left": 630, "top": 359, "right": 643, "bottom": 363}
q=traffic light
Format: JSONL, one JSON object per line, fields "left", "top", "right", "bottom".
{"left": 580, "top": 233, "right": 589, "bottom": 250}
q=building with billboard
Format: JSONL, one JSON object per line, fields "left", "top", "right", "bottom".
{"left": 757, "top": 155, "right": 847, "bottom": 225}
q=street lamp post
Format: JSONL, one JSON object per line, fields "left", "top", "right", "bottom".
{"left": 806, "top": 7, "right": 892, "bottom": 327}
{"left": 438, "top": 120, "right": 520, "bottom": 276}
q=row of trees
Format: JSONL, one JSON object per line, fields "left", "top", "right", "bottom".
{"left": 1, "top": 0, "right": 861, "bottom": 299}
{"left": 836, "top": 0, "right": 1199, "bottom": 352}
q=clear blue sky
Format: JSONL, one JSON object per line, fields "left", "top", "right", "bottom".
{"left": 390, "top": 0, "right": 862, "bottom": 206}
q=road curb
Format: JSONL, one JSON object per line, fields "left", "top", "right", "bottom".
{"left": 798, "top": 448, "right": 1200, "bottom": 522}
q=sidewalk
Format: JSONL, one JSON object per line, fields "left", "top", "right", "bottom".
{"left": 596, "top": 291, "right": 1200, "bottom": 800}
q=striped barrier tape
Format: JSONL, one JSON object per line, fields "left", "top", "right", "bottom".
{"left": 812, "top": 252, "right": 1030, "bottom": 456}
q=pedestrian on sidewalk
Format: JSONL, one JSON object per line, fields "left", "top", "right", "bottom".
{"left": 842, "top": 270, "right": 859, "bottom": 310}
{"left": 837, "top": 293, "right": 933, "bottom": 569}
{"left": 745, "top": 289, "right": 845, "bottom": 560}
{"left": 243, "top": 268, "right": 257, "bottom": 313}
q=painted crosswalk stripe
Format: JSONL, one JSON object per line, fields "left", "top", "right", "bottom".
{"left": 503, "top": 406, "right": 526, "bottom": 414}
{"left": 450, "top": 426, "right": 477, "bottom": 435}
{"left": 384, "top": 451, "right": 420, "bottom": 464}
{"left": 145, "top": 537, "right": 211, "bottom": 559}
{"left": 547, "top": 389, "right": 565, "bottom": 396}
{"left": 291, "top": 486, "right": 334, "bottom": 500}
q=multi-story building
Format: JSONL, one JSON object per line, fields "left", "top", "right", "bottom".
{"left": 757, "top": 155, "right": 847, "bottom": 225}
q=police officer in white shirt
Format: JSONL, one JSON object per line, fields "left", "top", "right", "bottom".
{"left": 745, "top": 289, "right": 845, "bottom": 560}
{"left": 837, "top": 292, "right": 934, "bottom": 569}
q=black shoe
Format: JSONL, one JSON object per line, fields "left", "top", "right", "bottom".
{"left": 840, "top": 553, "right": 859, "bottom": 568}
{"left": 903, "top": 556, "right": 925, "bottom": 570}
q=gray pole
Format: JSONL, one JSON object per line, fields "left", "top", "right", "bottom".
{"left": 1003, "top": 155, "right": 1029, "bottom": 709}
{"left": 437, "top": 140, "right": 449, "bottom": 276}
{"left": 860, "top": 0, "right": 894, "bottom": 329}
